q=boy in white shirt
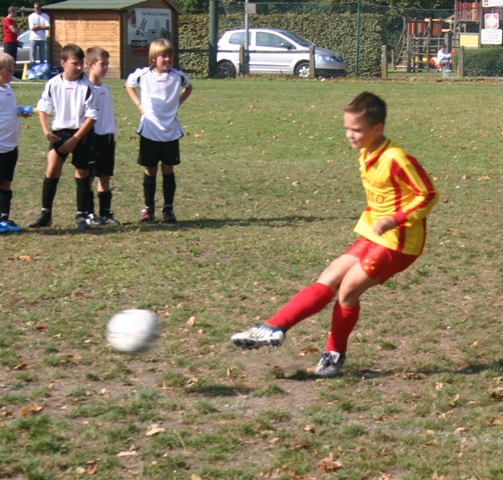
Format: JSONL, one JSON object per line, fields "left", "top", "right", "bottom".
{"left": 85, "top": 46, "right": 117, "bottom": 225}
{"left": 125, "top": 38, "right": 192, "bottom": 224}
{"left": 27, "top": 44, "right": 98, "bottom": 230}
{"left": 0, "top": 53, "right": 23, "bottom": 233}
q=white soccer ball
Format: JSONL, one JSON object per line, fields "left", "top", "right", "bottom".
{"left": 106, "top": 309, "right": 158, "bottom": 353}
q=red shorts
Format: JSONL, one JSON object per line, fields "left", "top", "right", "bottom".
{"left": 345, "top": 237, "right": 418, "bottom": 284}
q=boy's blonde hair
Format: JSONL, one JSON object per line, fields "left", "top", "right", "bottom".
{"left": 149, "top": 38, "right": 174, "bottom": 66}
{"left": 86, "top": 46, "right": 110, "bottom": 65}
{"left": 0, "top": 52, "right": 14, "bottom": 70}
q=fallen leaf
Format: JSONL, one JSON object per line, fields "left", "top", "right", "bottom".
{"left": 18, "top": 255, "right": 32, "bottom": 262}
{"left": 146, "top": 424, "right": 165, "bottom": 437}
{"left": 454, "top": 427, "right": 467, "bottom": 435}
{"left": 187, "top": 316, "right": 196, "bottom": 327}
{"left": 36, "top": 325, "right": 47, "bottom": 332}
{"left": 490, "top": 417, "right": 503, "bottom": 425}
{"left": 18, "top": 404, "right": 43, "bottom": 416}
{"left": 304, "top": 425, "right": 315, "bottom": 433}
{"left": 117, "top": 451, "right": 138, "bottom": 457}
{"left": 87, "top": 464, "right": 98, "bottom": 475}
{"left": 13, "top": 363, "right": 27, "bottom": 370}
{"left": 319, "top": 453, "right": 343, "bottom": 472}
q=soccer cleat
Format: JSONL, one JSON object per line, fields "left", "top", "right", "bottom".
{"left": 101, "top": 212, "right": 117, "bottom": 224}
{"left": 76, "top": 215, "right": 90, "bottom": 230}
{"left": 140, "top": 207, "right": 155, "bottom": 223}
{"left": 5, "top": 220, "right": 22, "bottom": 232}
{"left": 27, "top": 210, "right": 52, "bottom": 228}
{"left": 162, "top": 208, "right": 177, "bottom": 224}
{"left": 315, "top": 351, "right": 346, "bottom": 378}
{"left": 231, "top": 322, "right": 286, "bottom": 349}
{"left": 86, "top": 213, "right": 104, "bottom": 226}
{"left": 0, "top": 222, "right": 8, "bottom": 233}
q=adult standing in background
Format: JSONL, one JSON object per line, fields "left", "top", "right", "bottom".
{"left": 2, "top": 6, "right": 19, "bottom": 63}
{"left": 28, "top": 2, "right": 50, "bottom": 65}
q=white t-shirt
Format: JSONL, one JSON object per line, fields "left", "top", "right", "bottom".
{"left": 93, "top": 83, "right": 116, "bottom": 135}
{"left": 126, "top": 67, "right": 190, "bottom": 142}
{"left": 0, "top": 84, "right": 20, "bottom": 153}
{"left": 37, "top": 73, "right": 98, "bottom": 130}
{"left": 28, "top": 12, "right": 50, "bottom": 41}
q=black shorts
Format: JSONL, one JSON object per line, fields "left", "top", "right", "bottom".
{"left": 49, "top": 128, "right": 96, "bottom": 170}
{"left": 91, "top": 133, "right": 115, "bottom": 177}
{"left": 0, "top": 147, "right": 18, "bottom": 183}
{"left": 138, "top": 136, "right": 180, "bottom": 168}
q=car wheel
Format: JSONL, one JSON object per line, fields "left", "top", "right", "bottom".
{"left": 217, "top": 61, "right": 236, "bottom": 78}
{"left": 295, "top": 62, "right": 310, "bottom": 78}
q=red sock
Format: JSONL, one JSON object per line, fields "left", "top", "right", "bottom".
{"left": 325, "top": 302, "right": 360, "bottom": 353}
{"left": 267, "top": 282, "right": 335, "bottom": 331}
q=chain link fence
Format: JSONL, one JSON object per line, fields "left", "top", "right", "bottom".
{"left": 179, "top": 1, "right": 503, "bottom": 79}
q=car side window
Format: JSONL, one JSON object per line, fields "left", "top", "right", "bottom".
{"left": 228, "top": 32, "right": 246, "bottom": 45}
{"left": 257, "top": 32, "right": 293, "bottom": 49}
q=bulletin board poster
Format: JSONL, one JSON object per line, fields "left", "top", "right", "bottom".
{"left": 127, "top": 8, "right": 172, "bottom": 56}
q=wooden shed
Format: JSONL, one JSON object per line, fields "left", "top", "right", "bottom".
{"left": 44, "top": 0, "right": 181, "bottom": 79}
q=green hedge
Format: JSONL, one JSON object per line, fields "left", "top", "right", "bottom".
{"left": 462, "top": 47, "right": 503, "bottom": 77}
{"left": 179, "top": 13, "right": 383, "bottom": 77}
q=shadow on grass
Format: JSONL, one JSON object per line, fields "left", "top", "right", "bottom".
{"left": 17, "top": 215, "right": 339, "bottom": 235}
{"left": 185, "top": 384, "right": 254, "bottom": 396}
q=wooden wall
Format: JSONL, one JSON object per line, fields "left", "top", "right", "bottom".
{"left": 50, "top": 11, "right": 122, "bottom": 78}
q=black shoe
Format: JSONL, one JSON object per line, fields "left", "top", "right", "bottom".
{"left": 76, "top": 215, "right": 90, "bottom": 230}
{"left": 27, "top": 210, "right": 52, "bottom": 228}
{"left": 101, "top": 212, "right": 117, "bottom": 224}
{"left": 162, "top": 208, "right": 177, "bottom": 224}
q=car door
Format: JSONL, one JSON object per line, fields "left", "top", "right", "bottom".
{"left": 250, "top": 31, "right": 295, "bottom": 74}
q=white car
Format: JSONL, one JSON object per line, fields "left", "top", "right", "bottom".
{"left": 217, "top": 28, "right": 345, "bottom": 78}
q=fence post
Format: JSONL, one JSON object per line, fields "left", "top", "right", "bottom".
{"left": 208, "top": 0, "right": 218, "bottom": 77}
{"left": 456, "top": 46, "right": 464, "bottom": 78}
{"left": 239, "top": 45, "right": 245, "bottom": 76}
{"left": 355, "top": 0, "right": 361, "bottom": 76}
{"left": 381, "top": 45, "right": 388, "bottom": 78}
{"left": 309, "top": 45, "right": 315, "bottom": 78}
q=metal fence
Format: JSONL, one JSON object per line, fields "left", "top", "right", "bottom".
{"left": 179, "top": 1, "right": 503, "bottom": 79}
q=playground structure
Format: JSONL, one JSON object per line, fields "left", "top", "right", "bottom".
{"left": 392, "top": 1, "right": 483, "bottom": 74}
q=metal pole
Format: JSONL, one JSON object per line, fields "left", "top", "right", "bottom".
{"left": 244, "top": 0, "right": 249, "bottom": 74}
{"left": 208, "top": 0, "right": 218, "bottom": 77}
{"left": 355, "top": 0, "right": 361, "bottom": 76}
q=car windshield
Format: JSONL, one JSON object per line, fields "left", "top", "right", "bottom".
{"left": 18, "top": 31, "right": 30, "bottom": 42}
{"left": 279, "top": 30, "right": 313, "bottom": 47}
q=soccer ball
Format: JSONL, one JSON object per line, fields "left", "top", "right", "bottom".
{"left": 106, "top": 309, "right": 158, "bottom": 353}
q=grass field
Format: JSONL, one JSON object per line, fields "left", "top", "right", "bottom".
{"left": 2, "top": 75, "right": 503, "bottom": 480}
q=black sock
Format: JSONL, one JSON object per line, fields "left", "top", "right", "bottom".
{"left": 0, "top": 189, "right": 12, "bottom": 219}
{"left": 162, "top": 173, "right": 176, "bottom": 208}
{"left": 143, "top": 174, "right": 156, "bottom": 209}
{"left": 75, "top": 177, "right": 90, "bottom": 217}
{"left": 42, "top": 177, "right": 59, "bottom": 212}
{"left": 87, "top": 190, "right": 95, "bottom": 216}
{"left": 98, "top": 190, "right": 112, "bottom": 216}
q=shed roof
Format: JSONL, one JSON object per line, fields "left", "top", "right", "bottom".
{"left": 44, "top": 0, "right": 181, "bottom": 14}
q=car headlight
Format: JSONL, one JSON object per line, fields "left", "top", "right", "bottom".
{"left": 316, "top": 54, "right": 335, "bottom": 63}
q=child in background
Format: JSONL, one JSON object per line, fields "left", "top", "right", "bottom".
{"left": 232, "top": 92, "right": 439, "bottom": 377}
{"left": 85, "top": 46, "right": 117, "bottom": 225}
{"left": 0, "top": 52, "right": 23, "bottom": 233}
{"left": 125, "top": 38, "right": 192, "bottom": 224}
{"left": 27, "top": 43, "right": 97, "bottom": 230}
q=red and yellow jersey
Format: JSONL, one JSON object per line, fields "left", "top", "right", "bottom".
{"left": 354, "top": 139, "right": 439, "bottom": 256}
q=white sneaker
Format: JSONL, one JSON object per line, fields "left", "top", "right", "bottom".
{"left": 231, "top": 322, "right": 285, "bottom": 349}
{"left": 315, "top": 351, "right": 346, "bottom": 377}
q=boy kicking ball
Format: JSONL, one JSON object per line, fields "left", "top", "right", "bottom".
{"left": 231, "top": 92, "right": 439, "bottom": 377}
